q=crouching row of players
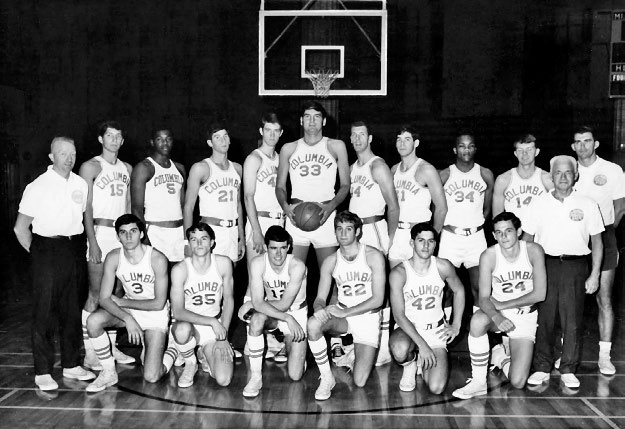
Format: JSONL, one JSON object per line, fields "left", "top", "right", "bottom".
{"left": 83, "top": 209, "right": 544, "bottom": 402}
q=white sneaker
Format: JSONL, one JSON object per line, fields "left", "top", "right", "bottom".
{"left": 86, "top": 370, "right": 118, "bottom": 393}
{"left": 554, "top": 357, "right": 561, "bottom": 370}
{"left": 452, "top": 378, "right": 487, "bottom": 399}
{"left": 112, "top": 348, "right": 136, "bottom": 365}
{"left": 334, "top": 348, "right": 355, "bottom": 371}
{"left": 416, "top": 353, "right": 423, "bottom": 376}
{"left": 490, "top": 344, "right": 507, "bottom": 371}
{"left": 399, "top": 361, "right": 418, "bottom": 392}
{"left": 315, "top": 374, "right": 336, "bottom": 401}
{"left": 375, "top": 346, "right": 392, "bottom": 367}
{"left": 35, "top": 374, "right": 58, "bottom": 391}
{"left": 527, "top": 371, "right": 550, "bottom": 385}
{"left": 560, "top": 373, "right": 580, "bottom": 388}
{"left": 598, "top": 355, "right": 616, "bottom": 375}
{"left": 178, "top": 362, "right": 197, "bottom": 388}
{"left": 273, "top": 347, "right": 288, "bottom": 364}
{"left": 83, "top": 351, "right": 103, "bottom": 371}
{"left": 63, "top": 366, "right": 96, "bottom": 381}
{"left": 243, "top": 373, "right": 263, "bottom": 398}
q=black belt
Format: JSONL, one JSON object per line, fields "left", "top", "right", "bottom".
{"left": 291, "top": 198, "right": 331, "bottom": 205}
{"left": 146, "top": 219, "right": 183, "bottom": 228}
{"left": 515, "top": 303, "right": 538, "bottom": 315}
{"left": 94, "top": 218, "right": 115, "bottom": 227}
{"left": 398, "top": 221, "right": 417, "bottom": 230}
{"left": 37, "top": 234, "right": 82, "bottom": 241}
{"left": 421, "top": 317, "right": 445, "bottom": 330}
{"left": 201, "top": 217, "right": 239, "bottom": 228}
{"left": 443, "top": 224, "right": 484, "bottom": 236}
{"left": 257, "top": 211, "right": 285, "bottom": 220}
{"left": 361, "top": 215, "right": 384, "bottom": 225}
{"left": 545, "top": 254, "right": 587, "bottom": 261}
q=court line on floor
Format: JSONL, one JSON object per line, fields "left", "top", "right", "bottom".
{"left": 581, "top": 398, "right": 620, "bottom": 429}
{"left": 0, "top": 389, "right": 18, "bottom": 404}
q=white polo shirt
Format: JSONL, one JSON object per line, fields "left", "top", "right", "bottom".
{"left": 574, "top": 156, "right": 625, "bottom": 226}
{"left": 523, "top": 191, "right": 604, "bottom": 256}
{"left": 18, "top": 166, "right": 87, "bottom": 237}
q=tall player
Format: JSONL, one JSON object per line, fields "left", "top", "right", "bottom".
{"left": 85, "top": 214, "right": 176, "bottom": 392}
{"left": 307, "top": 211, "right": 386, "bottom": 401}
{"left": 452, "top": 212, "right": 546, "bottom": 399}
{"left": 184, "top": 123, "right": 244, "bottom": 263}
{"left": 79, "top": 121, "right": 135, "bottom": 369}
{"left": 389, "top": 223, "right": 465, "bottom": 394}
{"left": 348, "top": 120, "right": 399, "bottom": 365}
{"left": 439, "top": 133, "right": 494, "bottom": 306}
{"left": 243, "top": 226, "right": 308, "bottom": 398}
{"left": 131, "top": 129, "right": 186, "bottom": 264}
{"left": 571, "top": 126, "right": 625, "bottom": 375}
{"left": 169, "top": 222, "right": 235, "bottom": 388}
{"left": 492, "top": 134, "right": 553, "bottom": 222}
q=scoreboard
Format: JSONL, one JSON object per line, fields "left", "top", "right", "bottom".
{"left": 611, "top": 11, "right": 625, "bottom": 97}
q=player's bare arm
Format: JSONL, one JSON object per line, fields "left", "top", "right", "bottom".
{"left": 477, "top": 249, "right": 514, "bottom": 332}
{"left": 174, "top": 161, "right": 187, "bottom": 208}
{"left": 492, "top": 171, "right": 512, "bottom": 217}
{"left": 586, "top": 233, "right": 603, "bottom": 294}
{"left": 312, "top": 253, "right": 337, "bottom": 325}
{"left": 276, "top": 142, "right": 298, "bottom": 222}
{"left": 124, "top": 162, "right": 133, "bottom": 212}
{"left": 216, "top": 254, "right": 235, "bottom": 334}
{"left": 322, "top": 138, "right": 350, "bottom": 223}
{"left": 130, "top": 159, "right": 155, "bottom": 224}
{"left": 480, "top": 166, "right": 495, "bottom": 219}
{"left": 438, "top": 167, "right": 450, "bottom": 185}
{"left": 233, "top": 161, "right": 245, "bottom": 258}
{"left": 243, "top": 152, "right": 265, "bottom": 253}
{"left": 80, "top": 159, "right": 103, "bottom": 263}
{"left": 437, "top": 257, "right": 465, "bottom": 342}
{"left": 13, "top": 213, "right": 34, "bottom": 252}
{"left": 418, "top": 162, "right": 448, "bottom": 232}
{"left": 114, "top": 249, "right": 169, "bottom": 312}
{"left": 183, "top": 161, "right": 209, "bottom": 232}
{"left": 372, "top": 158, "right": 399, "bottom": 243}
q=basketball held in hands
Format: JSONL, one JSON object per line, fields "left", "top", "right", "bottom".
{"left": 293, "top": 202, "right": 323, "bottom": 232}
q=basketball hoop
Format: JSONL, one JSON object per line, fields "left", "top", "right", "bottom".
{"left": 305, "top": 69, "right": 339, "bottom": 98}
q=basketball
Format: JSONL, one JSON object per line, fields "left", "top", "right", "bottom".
{"left": 293, "top": 202, "right": 323, "bottom": 232}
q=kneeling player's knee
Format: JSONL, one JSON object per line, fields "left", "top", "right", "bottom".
{"left": 215, "top": 372, "right": 232, "bottom": 387}
{"left": 307, "top": 318, "right": 323, "bottom": 339}
{"left": 428, "top": 379, "right": 446, "bottom": 395}
{"left": 248, "top": 314, "right": 266, "bottom": 336}
{"left": 86, "top": 314, "right": 105, "bottom": 337}
{"left": 143, "top": 369, "right": 162, "bottom": 384}
{"left": 469, "top": 313, "right": 489, "bottom": 337}
{"left": 389, "top": 340, "right": 410, "bottom": 362}
{"left": 509, "top": 373, "right": 527, "bottom": 389}
{"left": 353, "top": 374, "right": 368, "bottom": 388}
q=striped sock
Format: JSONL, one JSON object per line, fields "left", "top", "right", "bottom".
{"left": 500, "top": 356, "right": 511, "bottom": 378}
{"left": 247, "top": 334, "right": 265, "bottom": 374}
{"left": 468, "top": 334, "right": 489, "bottom": 382}
{"left": 82, "top": 310, "right": 92, "bottom": 349}
{"left": 175, "top": 337, "right": 197, "bottom": 365}
{"left": 308, "top": 338, "right": 331, "bottom": 377}
{"left": 379, "top": 307, "right": 391, "bottom": 350}
{"left": 90, "top": 333, "right": 115, "bottom": 370}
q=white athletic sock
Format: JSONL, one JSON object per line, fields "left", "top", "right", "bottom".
{"left": 107, "top": 330, "right": 117, "bottom": 349}
{"left": 162, "top": 346, "right": 179, "bottom": 373}
{"left": 247, "top": 335, "right": 265, "bottom": 374}
{"left": 90, "top": 333, "right": 115, "bottom": 370}
{"left": 308, "top": 337, "right": 331, "bottom": 377}
{"left": 472, "top": 305, "right": 480, "bottom": 314}
{"left": 175, "top": 337, "right": 197, "bottom": 365}
{"left": 468, "top": 334, "right": 489, "bottom": 382}
{"left": 599, "top": 341, "right": 612, "bottom": 357}
{"left": 82, "top": 310, "right": 92, "bottom": 349}
{"left": 378, "top": 307, "right": 391, "bottom": 354}
{"left": 500, "top": 356, "right": 511, "bottom": 379}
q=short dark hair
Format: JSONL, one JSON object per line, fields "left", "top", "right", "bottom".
{"left": 397, "top": 124, "right": 419, "bottom": 141}
{"left": 351, "top": 120, "right": 371, "bottom": 135}
{"left": 513, "top": 133, "right": 537, "bottom": 149}
{"left": 492, "top": 211, "right": 521, "bottom": 230}
{"left": 264, "top": 225, "right": 293, "bottom": 248}
{"left": 207, "top": 121, "right": 227, "bottom": 140}
{"left": 573, "top": 125, "right": 595, "bottom": 139}
{"left": 98, "top": 121, "right": 123, "bottom": 138}
{"left": 300, "top": 101, "right": 327, "bottom": 119}
{"left": 115, "top": 213, "right": 146, "bottom": 235}
{"left": 261, "top": 111, "right": 281, "bottom": 128}
{"left": 151, "top": 129, "right": 173, "bottom": 141}
{"left": 186, "top": 222, "right": 216, "bottom": 241}
{"left": 410, "top": 222, "right": 438, "bottom": 241}
{"left": 455, "top": 132, "right": 475, "bottom": 146}
{"left": 334, "top": 210, "right": 363, "bottom": 240}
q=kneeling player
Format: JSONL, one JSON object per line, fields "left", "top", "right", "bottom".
{"left": 307, "top": 211, "right": 386, "bottom": 401}
{"left": 86, "top": 214, "right": 174, "bottom": 392}
{"left": 389, "top": 223, "right": 465, "bottom": 394}
{"left": 170, "top": 222, "right": 235, "bottom": 388}
{"left": 243, "top": 226, "right": 308, "bottom": 397}
{"left": 453, "top": 212, "right": 546, "bottom": 399}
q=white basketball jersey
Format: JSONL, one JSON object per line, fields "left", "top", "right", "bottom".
{"left": 183, "top": 256, "right": 223, "bottom": 318}
{"left": 443, "top": 164, "right": 486, "bottom": 228}
{"left": 503, "top": 168, "right": 547, "bottom": 226}
{"left": 92, "top": 156, "right": 130, "bottom": 221}
{"left": 199, "top": 158, "right": 241, "bottom": 219}
{"left": 575, "top": 157, "right": 625, "bottom": 226}
{"left": 350, "top": 156, "right": 385, "bottom": 217}
{"left": 491, "top": 241, "right": 533, "bottom": 303}
{"left": 263, "top": 254, "right": 307, "bottom": 312}
{"left": 402, "top": 257, "right": 445, "bottom": 326}
{"left": 144, "top": 158, "right": 183, "bottom": 222}
{"left": 117, "top": 246, "right": 156, "bottom": 300}
{"left": 333, "top": 244, "right": 373, "bottom": 308}
{"left": 252, "top": 149, "right": 281, "bottom": 213}
{"left": 289, "top": 137, "right": 337, "bottom": 202}
{"left": 394, "top": 159, "right": 432, "bottom": 223}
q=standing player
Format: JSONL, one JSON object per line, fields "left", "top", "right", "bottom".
{"left": 389, "top": 223, "right": 465, "bottom": 394}
{"left": 243, "top": 226, "right": 308, "bottom": 397}
{"left": 439, "top": 133, "right": 494, "bottom": 306}
{"left": 85, "top": 214, "right": 176, "bottom": 392}
{"left": 389, "top": 124, "right": 447, "bottom": 267}
{"left": 571, "top": 126, "right": 625, "bottom": 375}
{"left": 348, "top": 120, "right": 399, "bottom": 365}
{"left": 169, "top": 222, "right": 235, "bottom": 388}
{"left": 307, "top": 211, "right": 386, "bottom": 401}
{"left": 79, "top": 121, "right": 135, "bottom": 369}
{"left": 492, "top": 134, "right": 553, "bottom": 222}
{"left": 131, "top": 129, "right": 186, "bottom": 264}
{"left": 452, "top": 212, "right": 546, "bottom": 399}
{"left": 184, "top": 123, "right": 244, "bottom": 263}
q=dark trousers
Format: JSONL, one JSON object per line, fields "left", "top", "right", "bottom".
{"left": 30, "top": 234, "right": 86, "bottom": 375}
{"left": 533, "top": 257, "right": 587, "bottom": 374}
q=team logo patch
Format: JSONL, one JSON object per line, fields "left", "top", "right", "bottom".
{"left": 72, "top": 189, "right": 84, "bottom": 204}
{"left": 569, "top": 208, "right": 584, "bottom": 221}
{"left": 593, "top": 174, "right": 607, "bottom": 186}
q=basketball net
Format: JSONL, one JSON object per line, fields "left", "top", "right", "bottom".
{"left": 305, "top": 70, "right": 339, "bottom": 98}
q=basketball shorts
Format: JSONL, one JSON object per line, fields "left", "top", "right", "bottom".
{"left": 437, "top": 229, "right": 486, "bottom": 269}
{"left": 601, "top": 225, "right": 619, "bottom": 271}
{"left": 272, "top": 307, "right": 308, "bottom": 338}
{"left": 192, "top": 320, "right": 225, "bottom": 346}
{"left": 388, "top": 227, "right": 413, "bottom": 261}
{"left": 342, "top": 311, "right": 381, "bottom": 349}
{"left": 146, "top": 225, "right": 185, "bottom": 263}
{"left": 286, "top": 211, "right": 338, "bottom": 248}
{"left": 360, "top": 219, "right": 390, "bottom": 254}
{"left": 128, "top": 305, "right": 170, "bottom": 333}
{"left": 413, "top": 320, "right": 448, "bottom": 350}
{"left": 86, "top": 225, "right": 121, "bottom": 261}
{"left": 498, "top": 307, "right": 538, "bottom": 342}
{"left": 245, "top": 216, "right": 285, "bottom": 244}
{"left": 213, "top": 225, "right": 242, "bottom": 263}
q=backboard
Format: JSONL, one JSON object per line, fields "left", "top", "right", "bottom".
{"left": 259, "top": 0, "right": 387, "bottom": 96}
